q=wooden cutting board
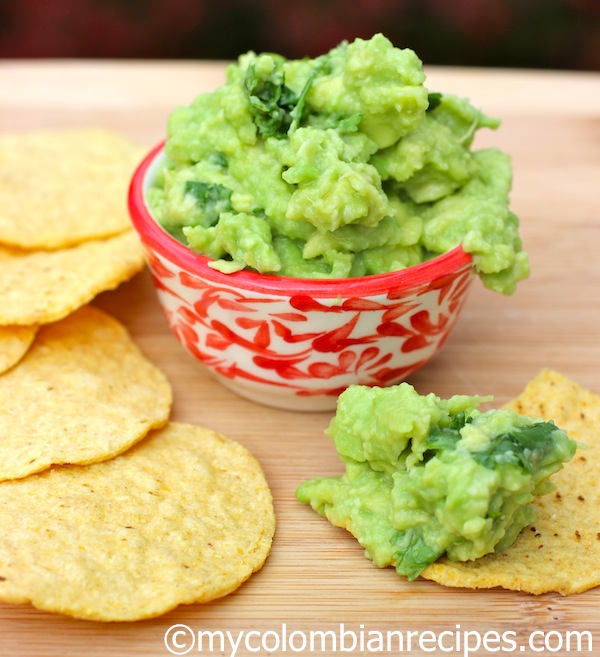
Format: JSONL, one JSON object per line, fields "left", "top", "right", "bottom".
{"left": 0, "top": 60, "right": 599, "bottom": 657}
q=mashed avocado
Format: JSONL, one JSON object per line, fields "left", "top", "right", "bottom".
{"left": 148, "top": 33, "right": 529, "bottom": 294}
{"left": 296, "top": 383, "right": 577, "bottom": 580}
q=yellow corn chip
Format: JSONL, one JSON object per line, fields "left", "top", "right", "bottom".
{"left": 422, "top": 370, "right": 599, "bottom": 595}
{"left": 0, "top": 305, "right": 172, "bottom": 481}
{"left": 0, "top": 324, "right": 37, "bottom": 374}
{"left": 0, "top": 422, "right": 275, "bottom": 621}
{"left": 0, "top": 230, "right": 145, "bottom": 326}
{"left": 0, "top": 128, "right": 143, "bottom": 250}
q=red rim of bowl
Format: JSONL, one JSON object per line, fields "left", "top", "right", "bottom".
{"left": 128, "top": 142, "right": 474, "bottom": 297}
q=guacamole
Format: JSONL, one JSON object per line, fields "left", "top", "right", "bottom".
{"left": 296, "top": 383, "right": 577, "bottom": 580}
{"left": 148, "top": 33, "right": 529, "bottom": 294}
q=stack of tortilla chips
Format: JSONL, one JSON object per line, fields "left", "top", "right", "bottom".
{"left": 0, "top": 128, "right": 147, "bottom": 335}
{"left": 0, "top": 128, "right": 275, "bottom": 621}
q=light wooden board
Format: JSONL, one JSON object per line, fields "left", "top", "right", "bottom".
{"left": 0, "top": 60, "right": 599, "bottom": 657}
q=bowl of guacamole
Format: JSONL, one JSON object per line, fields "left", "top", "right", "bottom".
{"left": 129, "top": 33, "right": 529, "bottom": 410}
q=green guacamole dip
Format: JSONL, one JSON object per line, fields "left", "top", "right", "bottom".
{"left": 148, "top": 33, "right": 529, "bottom": 294}
{"left": 296, "top": 383, "right": 576, "bottom": 580}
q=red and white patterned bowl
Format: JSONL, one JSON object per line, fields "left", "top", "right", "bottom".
{"left": 128, "top": 143, "right": 475, "bottom": 411}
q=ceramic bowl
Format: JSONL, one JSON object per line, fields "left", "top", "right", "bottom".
{"left": 128, "top": 143, "right": 475, "bottom": 412}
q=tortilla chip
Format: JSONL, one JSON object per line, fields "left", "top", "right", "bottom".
{"left": 422, "top": 370, "right": 599, "bottom": 595}
{"left": 0, "top": 230, "right": 145, "bottom": 326}
{"left": 0, "top": 128, "right": 143, "bottom": 250}
{"left": 0, "top": 305, "right": 172, "bottom": 481}
{"left": 0, "top": 422, "right": 275, "bottom": 621}
{"left": 0, "top": 324, "right": 37, "bottom": 374}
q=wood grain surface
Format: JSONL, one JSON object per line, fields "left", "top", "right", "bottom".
{"left": 0, "top": 60, "right": 599, "bottom": 657}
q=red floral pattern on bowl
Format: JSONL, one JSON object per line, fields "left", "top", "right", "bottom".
{"left": 128, "top": 143, "right": 475, "bottom": 411}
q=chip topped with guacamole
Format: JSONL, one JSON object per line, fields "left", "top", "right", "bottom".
{"left": 148, "top": 33, "right": 529, "bottom": 294}
{"left": 296, "top": 382, "right": 577, "bottom": 581}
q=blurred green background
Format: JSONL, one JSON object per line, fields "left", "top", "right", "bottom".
{"left": 1, "top": 0, "right": 598, "bottom": 70}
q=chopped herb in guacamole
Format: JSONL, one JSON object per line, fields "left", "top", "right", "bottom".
{"left": 296, "top": 383, "right": 577, "bottom": 580}
{"left": 148, "top": 33, "right": 529, "bottom": 294}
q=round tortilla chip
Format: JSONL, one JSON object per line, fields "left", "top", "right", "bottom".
{"left": 421, "top": 370, "right": 600, "bottom": 596}
{"left": 0, "top": 128, "right": 144, "bottom": 250}
{"left": 0, "top": 422, "right": 275, "bottom": 621}
{"left": 0, "top": 230, "right": 145, "bottom": 326}
{"left": 0, "top": 324, "right": 37, "bottom": 374}
{"left": 0, "top": 305, "right": 172, "bottom": 481}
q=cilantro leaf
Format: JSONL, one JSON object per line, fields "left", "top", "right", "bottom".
{"left": 184, "top": 181, "right": 232, "bottom": 227}
{"left": 422, "top": 411, "right": 471, "bottom": 460}
{"left": 471, "top": 421, "right": 565, "bottom": 473}
{"left": 393, "top": 529, "right": 445, "bottom": 580}
{"left": 244, "top": 59, "right": 318, "bottom": 139}
{"left": 426, "top": 92, "right": 443, "bottom": 112}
